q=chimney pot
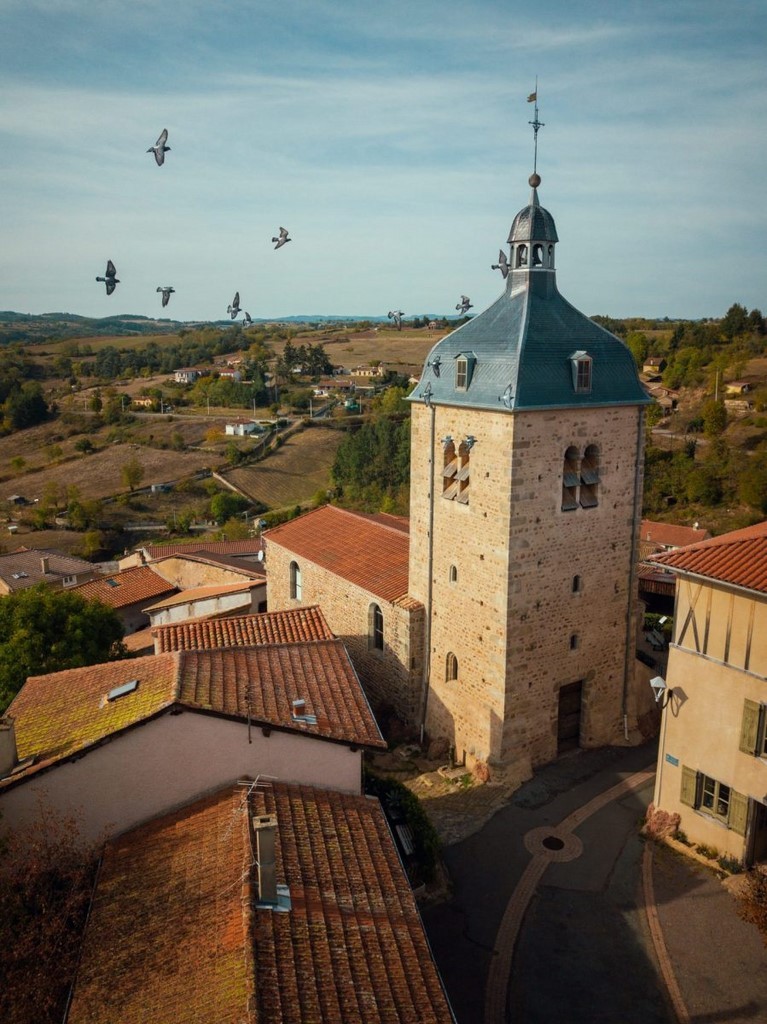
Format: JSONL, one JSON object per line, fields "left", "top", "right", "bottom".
{"left": 253, "top": 813, "right": 278, "bottom": 905}
{"left": 41, "top": 556, "right": 50, "bottom": 574}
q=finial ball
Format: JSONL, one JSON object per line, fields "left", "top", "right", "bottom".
{"left": 529, "top": 172, "right": 541, "bottom": 188}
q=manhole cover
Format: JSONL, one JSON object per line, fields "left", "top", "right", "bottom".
{"left": 542, "top": 835, "right": 565, "bottom": 851}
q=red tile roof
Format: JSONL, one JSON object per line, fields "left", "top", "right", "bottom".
{"left": 639, "top": 519, "right": 710, "bottom": 550}
{"left": 71, "top": 565, "right": 176, "bottom": 609}
{"left": 67, "top": 782, "right": 455, "bottom": 1024}
{"left": 3, "top": 642, "right": 384, "bottom": 789}
{"left": 265, "top": 505, "right": 410, "bottom": 603}
{"left": 0, "top": 547, "right": 96, "bottom": 591}
{"left": 142, "top": 539, "right": 265, "bottom": 559}
{"left": 650, "top": 520, "right": 767, "bottom": 594}
{"left": 153, "top": 606, "right": 334, "bottom": 653}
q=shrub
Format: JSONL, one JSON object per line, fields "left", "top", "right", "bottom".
{"left": 739, "top": 869, "right": 767, "bottom": 943}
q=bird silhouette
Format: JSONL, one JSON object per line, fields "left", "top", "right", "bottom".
{"left": 272, "top": 227, "right": 291, "bottom": 249}
{"left": 491, "top": 249, "right": 509, "bottom": 279}
{"left": 456, "top": 295, "right": 473, "bottom": 315}
{"left": 96, "top": 260, "right": 119, "bottom": 295}
{"left": 243, "top": 312, "right": 252, "bottom": 326}
{"left": 387, "top": 310, "right": 404, "bottom": 331}
{"left": 227, "top": 292, "right": 241, "bottom": 319}
{"left": 147, "top": 129, "right": 170, "bottom": 166}
{"left": 157, "top": 286, "right": 175, "bottom": 308}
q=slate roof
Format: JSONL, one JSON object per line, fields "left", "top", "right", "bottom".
{"left": 66, "top": 782, "right": 455, "bottom": 1024}
{"left": 409, "top": 181, "right": 651, "bottom": 414}
{"left": 650, "top": 520, "right": 767, "bottom": 595}
{"left": 71, "top": 565, "right": 177, "bottom": 609}
{"left": 2, "top": 642, "right": 385, "bottom": 790}
{"left": 265, "top": 505, "right": 410, "bottom": 603}
{"left": 153, "top": 606, "right": 334, "bottom": 653}
{"left": 0, "top": 547, "right": 96, "bottom": 591}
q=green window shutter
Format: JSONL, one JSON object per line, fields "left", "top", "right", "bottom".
{"left": 728, "top": 789, "right": 749, "bottom": 837}
{"left": 680, "top": 765, "right": 698, "bottom": 808}
{"left": 739, "top": 699, "right": 761, "bottom": 755}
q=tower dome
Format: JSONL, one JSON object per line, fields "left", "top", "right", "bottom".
{"left": 508, "top": 177, "right": 559, "bottom": 244}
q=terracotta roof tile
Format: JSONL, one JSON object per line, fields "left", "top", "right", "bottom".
{"left": 3, "top": 641, "right": 383, "bottom": 789}
{"left": 67, "top": 782, "right": 454, "bottom": 1024}
{"left": 71, "top": 566, "right": 176, "bottom": 609}
{"left": 142, "top": 539, "right": 265, "bottom": 559}
{"left": 639, "top": 519, "right": 710, "bottom": 550}
{"left": 265, "top": 506, "right": 410, "bottom": 603}
{"left": 650, "top": 519, "right": 767, "bottom": 594}
{"left": 153, "top": 606, "right": 334, "bottom": 652}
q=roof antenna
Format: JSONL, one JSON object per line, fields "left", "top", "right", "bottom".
{"left": 527, "top": 79, "right": 544, "bottom": 178}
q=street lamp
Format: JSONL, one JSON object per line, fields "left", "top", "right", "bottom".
{"left": 650, "top": 675, "right": 672, "bottom": 709}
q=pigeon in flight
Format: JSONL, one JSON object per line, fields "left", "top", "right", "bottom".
{"left": 387, "top": 310, "right": 404, "bottom": 331}
{"left": 456, "top": 295, "right": 473, "bottom": 315}
{"left": 96, "top": 260, "right": 119, "bottom": 296}
{"left": 243, "top": 312, "right": 252, "bottom": 327}
{"left": 157, "top": 286, "right": 175, "bottom": 308}
{"left": 491, "top": 249, "right": 509, "bottom": 279}
{"left": 272, "top": 226, "right": 291, "bottom": 249}
{"left": 227, "top": 292, "right": 241, "bottom": 319}
{"left": 147, "top": 129, "right": 171, "bottom": 166}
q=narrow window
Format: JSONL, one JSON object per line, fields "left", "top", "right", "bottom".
{"left": 570, "top": 633, "right": 580, "bottom": 650}
{"left": 570, "top": 351, "right": 592, "bottom": 394}
{"left": 532, "top": 243, "right": 543, "bottom": 266}
{"left": 572, "top": 574, "right": 582, "bottom": 594}
{"left": 562, "top": 446, "right": 579, "bottom": 512}
{"left": 449, "top": 565, "right": 458, "bottom": 583}
{"left": 580, "top": 444, "right": 600, "bottom": 509}
{"left": 455, "top": 357, "right": 468, "bottom": 390}
{"left": 547, "top": 244, "right": 554, "bottom": 268}
{"left": 456, "top": 440, "right": 471, "bottom": 504}
{"left": 442, "top": 438, "right": 458, "bottom": 500}
{"left": 446, "top": 652, "right": 458, "bottom": 682}
{"left": 369, "top": 603, "right": 384, "bottom": 651}
{"left": 290, "top": 561, "right": 302, "bottom": 600}
{"left": 516, "top": 244, "right": 528, "bottom": 268}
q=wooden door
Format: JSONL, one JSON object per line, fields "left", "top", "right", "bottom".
{"left": 557, "top": 681, "right": 583, "bottom": 754}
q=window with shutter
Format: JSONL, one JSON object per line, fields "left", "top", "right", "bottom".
{"left": 739, "top": 698, "right": 762, "bottom": 755}
{"left": 680, "top": 765, "right": 699, "bottom": 807}
{"left": 728, "top": 790, "right": 750, "bottom": 837}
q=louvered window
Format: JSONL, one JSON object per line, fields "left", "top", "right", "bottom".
{"left": 562, "top": 446, "right": 579, "bottom": 512}
{"left": 680, "top": 766, "right": 749, "bottom": 835}
{"left": 739, "top": 698, "right": 767, "bottom": 757}
{"left": 580, "top": 445, "right": 600, "bottom": 509}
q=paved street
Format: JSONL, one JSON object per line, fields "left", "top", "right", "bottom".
{"left": 420, "top": 742, "right": 767, "bottom": 1024}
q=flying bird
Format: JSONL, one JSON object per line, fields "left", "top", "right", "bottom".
{"left": 227, "top": 292, "right": 241, "bottom": 319}
{"left": 456, "top": 295, "right": 473, "bottom": 315}
{"left": 157, "top": 286, "right": 175, "bottom": 308}
{"left": 387, "top": 310, "right": 404, "bottom": 331}
{"left": 491, "top": 249, "right": 509, "bottom": 279}
{"left": 243, "top": 312, "right": 252, "bottom": 326}
{"left": 147, "top": 128, "right": 171, "bottom": 166}
{"left": 272, "top": 226, "right": 291, "bottom": 249}
{"left": 96, "top": 260, "right": 119, "bottom": 295}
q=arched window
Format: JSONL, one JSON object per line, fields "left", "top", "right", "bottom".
{"left": 449, "top": 565, "right": 458, "bottom": 583}
{"left": 516, "top": 244, "right": 528, "bottom": 267}
{"left": 562, "top": 446, "right": 580, "bottom": 512}
{"left": 570, "top": 633, "right": 580, "bottom": 650}
{"left": 572, "top": 574, "right": 582, "bottom": 594}
{"left": 532, "top": 243, "right": 543, "bottom": 266}
{"left": 289, "top": 561, "right": 302, "bottom": 600}
{"left": 580, "top": 445, "right": 600, "bottom": 508}
{"left": 547, "top": 244, "right": 555, "bottom": 268}
{"left": 446, "top": 652, "right": 458, "bottom": 681}
{"left": 369, "top": 603, "right": 384, "bottom": 651}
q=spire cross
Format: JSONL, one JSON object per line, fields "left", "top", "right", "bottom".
{"left": 527, "top": 79, "right": 544, "bottom": 175}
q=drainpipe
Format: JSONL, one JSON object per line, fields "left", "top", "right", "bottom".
{"left": 419, "top": 398, "right": 436, "bottom": 740}
{"left": 622, "top": 405, "right": 646, "bottom": 738}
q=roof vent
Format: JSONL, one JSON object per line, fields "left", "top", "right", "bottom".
{"left": 291, "top": 699, "right": 317, "bottom": 726}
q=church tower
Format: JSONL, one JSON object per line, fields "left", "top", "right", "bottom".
{"left": 407, "top": 161, "right": 651, "bottom": 774}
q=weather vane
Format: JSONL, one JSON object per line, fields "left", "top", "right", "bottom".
{"left": 527, "top": 79, "right": 544, "bottom": 176}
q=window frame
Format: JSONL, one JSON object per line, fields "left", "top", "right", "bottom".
{"left": 680, "top": 766, "right": 749, "bottom": 835}
{"left": 570, "top": 350, "right": 593, "bottom": 394}
{"left": 369, "top": 602, "right": 384, "bottom": 651}
{"left": 289, "top": 560, "right": 302, "bottom": 601}
{"left": 446, "top": 652, "right": 458, "bottom": 682}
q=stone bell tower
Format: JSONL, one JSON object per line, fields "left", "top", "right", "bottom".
{"left": 407, "top": 160, "right": 651, "bottom": 775}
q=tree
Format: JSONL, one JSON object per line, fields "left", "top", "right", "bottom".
{"left": 210, "top": 491, "right": 249, "bottom": 524}
{"left": 0, "top": 585, "right": 126, "bottom": 711}
{"left": 702, "top": 399, "right": 727, "bottom": 438}
{"left": 120, "top": 455, "right": 145, "bottom": 492}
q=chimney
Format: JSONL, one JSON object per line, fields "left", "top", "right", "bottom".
{"left": 0, "top": 718, "right": 18, "bottom": 777}
{"left": 253, "top": 813, "right": 278, "bottom": 904}
{"left": 40, "top": 556, "right": 50, "bottom": 574}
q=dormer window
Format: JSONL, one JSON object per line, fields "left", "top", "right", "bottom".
{"left": 454, "top": 353, "right": 476, "bottom": 391}
{"left": 570, "top": 351, "right": 592, "bottom": 394}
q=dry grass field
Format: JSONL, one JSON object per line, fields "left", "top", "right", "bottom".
{"left": 221, "top": 425, "right": 343, "bottom": 510}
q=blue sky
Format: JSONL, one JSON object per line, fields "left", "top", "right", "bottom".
{"left": 1, "top": 0, "right": 765, "bottom": 322}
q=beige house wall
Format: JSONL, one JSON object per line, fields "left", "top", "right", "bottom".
{"left": 0, "top": 712, "right": 363, "bottom": 843}
{"left": 147, "top": 585, "right": 265, "bottom": 627}
{"left": 151, "top": 557, "right": 263, "bottom": 590}
{"left": 409, "top": 400, "right": 648, "bottom": 769}
{"left": 267, "top": 544, "right": 424, "bottom": 723}
{"left": 654, "top": 583, "right": 767, "bottom": 862}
